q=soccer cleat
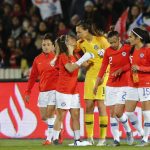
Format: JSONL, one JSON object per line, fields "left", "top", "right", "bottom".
{"left": 42, "top": 140, "right": 51, "bottom": 145}
{"left": 87, "top": 137, "right": 94, "bottom": 145}
{"left": 135, "top": 140, "right": 149, "bottom": 147}
{"left": 107, "top": 140, "right": 120, "bottom": 147}
{"left": 58, "top": 129, "right": 64, "bottom": 144}
{"left": 96, "top": 139, "right": 107, "bottom": 146}
{"left": 126, "top": 132, "right": 134, "bottom": 145}
{"left": 112, "top": 140, "right": 120, "bottom": 147}
{"left": 68, "top": 140, "right": 93, "bottom": 146}
{"left": 53, "top": 139, "right": 60, "bottom": 145}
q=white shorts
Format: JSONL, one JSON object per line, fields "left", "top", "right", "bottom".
{"left": 126, "top": 87, "right": 150, "bottom": 102}
{"left": 37, "top": 90, "right": 56, "bottom": 107}
{"left": 56, "top": 91, "right": 80, "bottom": 109}
{"left": 105, "top": 86, "right": 128, "bottom": 106}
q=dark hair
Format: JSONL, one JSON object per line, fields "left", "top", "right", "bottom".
{"left": 107, "top": 31, "right": 119, "bottom": 38}
{"left": 43, "top": 33, "right": 53, "bottom": 43}
{"left": 91, "top": 23, "right": 103, "bottom": 36}
{"left": 130, "top": 46, "right": 135, "bottom": 55}
{"left": 76, "top": 20, "right": 93, "bottom": 34}
{"left": 127, "top": 5, "right": 141, "bottom": 28}
{"left": 143, "top": 30, "right": 150, "bottom": 44}
{"left": 57, "top": 35, "right": 69, "bottom": 55}
{"left": 76, "top": 20, "right": 104, "bottom": 36}
{"left": 131, "top": 28, "right": 146, "bottom": 43}
{"left": 66, "top": 33, "right": 77, "bottom": 41}
{"left": 130, "top": 28, "right": 149, "bottom": 55}
{"left": 66, "top": 34, "right": 79, "bottom": 60}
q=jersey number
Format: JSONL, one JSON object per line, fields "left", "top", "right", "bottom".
{"left": 143, "top": 88, "right": 150, "bottom": 97}
{"left": 122, "top": 92, "right": 127, "bottom": 101}
{"left": 109, "top": 57, "right": 112, "bottom": 64}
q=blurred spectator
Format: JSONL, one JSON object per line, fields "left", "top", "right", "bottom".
{"left": 11, "top": 16, "right": 22, "bottom": 46}
{"left": 22, "top": 18, "right": 37, "bottom": 39}
{"left": 83, "top": 0, "right": 95, "bottom": 21}
{"left": 3, "top": 37, "right": 22, "bottom": 68}
{"left": 69, "top": 0, "right": 86, "bottom": 19}
{"left": 0, "top": 22, "right": 5, "bottom": 48}
{"left": 71, "top": 14, "right": 80, "bottom": 26}
{"left": 83, "top": 0, "right": 106, "bottom": 31}
{"left": 3, "top": 37, "right": 16, "bottom": 67}
{"left": 38, "top": 21, "right": 48, "bottom": 36}
{"left": 0, "top": 48, "right": 5, "bottom": 68}
{"left": 22, "top": 18, "right": 31, "bottom": 33}
{"left": 70, "top": 14, "right": 80, "bottom": 34}
{"left": 9, "top": 47, "right": 22, "bottom": 68}
{"left": 4, "top": 0, "right": 14, "bottom": 5}
{"left": 144, "top": 0, "right": 150, "bottom": 6}
{"left": 32, "top": 15, "right": 41, "bottom": 30}
{"left": 126, "top": 4, "right": 150, "bottom": 34}
{"left": 1, "top": 3, "right": 12, "bottom": 43}
{"left": 126, "top": 5, "right": 141, "bottom": 30}
{"left": 14, "top": 0, "right": 32, "bottom": 14}
{"left": 11, "top": 3, "right": 24, "bottom": 18}
{"left": 34, "top": 21, "right": 49, "bottom": 50}
{"left": 21, "top": 33, "right": 39, "bottom": 67}
{"left": 57, "top": 21, "right": 70, "bottom": 37}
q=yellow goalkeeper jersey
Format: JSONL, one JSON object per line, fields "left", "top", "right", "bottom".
{"left": 77, "top": 36, "right": 110, "bottom": 78}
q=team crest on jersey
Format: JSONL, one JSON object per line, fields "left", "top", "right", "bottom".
{"left": 140, "top": 53, "right": 144, "bottom": 58}
{"left": 122, "top": 52, "right": 126, "bottom": 56}
{"left": 94, "top": 45, "right": 99, "bottom": 50}
{"left": 61, "top": 102, "right": 66, "bottom": 107}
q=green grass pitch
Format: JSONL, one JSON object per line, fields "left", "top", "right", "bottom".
{"left": 0, "top": 139, "right": 149, "bottom": 150}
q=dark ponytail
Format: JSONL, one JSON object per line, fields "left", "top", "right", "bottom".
{"left": 57, "top": 35, "right": 69, "bottom": 55}
{"left": 130, "top": 46, "right": 135, "bottom": 55}
{"left": 91, "top": 23, "right": 103, "bottom": 36}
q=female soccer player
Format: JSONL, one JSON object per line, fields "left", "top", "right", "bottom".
{"left": 76, "top": 20, "right": 109, "bottom": 146}
{"left": 126, "top": 27, "right": 150, "bottom": 146}
{"left": 52, "top": 34, "right": 93, "bottom": 146}
{"left": 24, "top": 34, "right": 58, "bottom": 145}
{"left": 93, "top": 30, "right": 134, "bottom": 146}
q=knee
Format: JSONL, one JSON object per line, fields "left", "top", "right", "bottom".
{"left": 58, "top": 113, "right": 64, "bottom": 120}
{"left": 97, "top": 101, "right": 107, "bottom": 115}
{"left": 46, "top": 111, "right": 55, "bottom": 118}
{"left": 110, "top": 112, "right": 116, "bottom": 118}
{"left": 99, "top": 107, "right": 107, "bottom": 116}
{"left": 86, "top": 105, "right": 94, "bottom": 113}
{"left": 72, "top": 113, "right": 79, "bottom": 121}
{"left": 115, "top": 111, "right": 123, "bottom": 118}
{"left": 57, "top": 110, "right": 66, "bottom": 121}
{"left": 41, "top": 115, "right": 47, "bottom": 121}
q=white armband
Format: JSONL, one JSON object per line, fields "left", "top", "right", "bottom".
{"left": 75, "top": 52, "right": 94, "bottom": 66}
{"left": 98, "top": 49, "right": 104, "bottom": 57}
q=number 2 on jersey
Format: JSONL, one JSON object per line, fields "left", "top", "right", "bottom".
{"left": 109, "top": 57, "right": 112, "bottom": 64}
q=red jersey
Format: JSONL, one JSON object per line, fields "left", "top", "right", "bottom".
{"left": 56, "top": 53, "right": 79, "bottom": 94}
{"left": 131, "top": 47, "right": 150, "bottom": 87}
{"left": 25, "top": 52, "right": 59, "bottom": 94}
{"left": 98, "top": 44, "right": 131, "bottom": 87}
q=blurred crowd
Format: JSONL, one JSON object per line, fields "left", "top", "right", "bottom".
{"left": 0, "top": 0, "right": 150, "bottom": 78}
